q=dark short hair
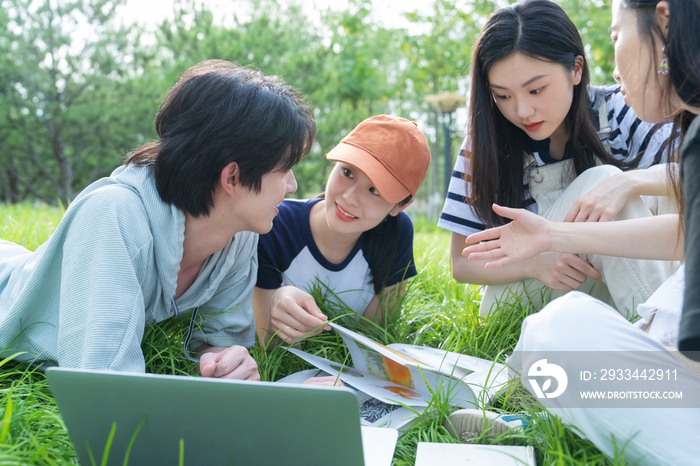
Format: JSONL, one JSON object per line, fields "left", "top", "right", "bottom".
{"left": 126, "top": 60, "right": 316, "bottom": 217}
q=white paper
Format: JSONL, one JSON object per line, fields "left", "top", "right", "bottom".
{"left": 329, "top": 322, "right": 432, "bottom": 371}
{"left": 415, "top": 443, "right": 536, "bottom": 466}
{"left": 361, "top": 426, "right": 399, "bottom": 466}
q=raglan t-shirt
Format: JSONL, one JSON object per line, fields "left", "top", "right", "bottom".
{"left": 438, "top": 84, "right": 675, "bottom": 237}
{"left": 257, "top": 198, "right": 417, "bottom": 314}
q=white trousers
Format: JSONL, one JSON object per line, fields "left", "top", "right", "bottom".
{"left": 512, "top": 291, "right": 700, "bottom": 466}
{"left": 480, "top": 164, "right": 678, "bottom": 317}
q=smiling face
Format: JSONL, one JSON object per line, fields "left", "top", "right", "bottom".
{"left": 234, "top": 167, "right": 297, "bottom": 234}
{"left": 488, "top": 52, "right": 582, "bottom": 143}
{"left": 610, "top": 0, "right": 672, "bottom": 123}
{"left": 323, "top": 162, "right": 403, "bottom": 234}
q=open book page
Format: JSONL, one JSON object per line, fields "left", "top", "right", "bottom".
{"left": 287, "top": 347, "right": 430, "bottom": 406}
{"left": 329, "top": 322, "right": 506, "bottom": 408}
{"left": 275, "top": 369, "right": 419, "bottom": 430}
{"left": 361, "top": 427, "right": 399, "bottom": 466}
{"left": 356, "top": 391, "right": 421, "bottom": 429}
{"left": 389, "top": 344, "right": 510, "bottom": 404}
{"left": 328, "top": 322, "right": 431, "bottom": 371}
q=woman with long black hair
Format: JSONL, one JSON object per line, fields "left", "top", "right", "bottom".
{"left": 439, "top": 0, "right": 677, "bottom": 317}
{"left": 454, "top": 1, "right": 700, "bottom": 462}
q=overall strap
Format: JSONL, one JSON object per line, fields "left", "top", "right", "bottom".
{"left": 594, "top": 88, "right": 613, "bottom": 154}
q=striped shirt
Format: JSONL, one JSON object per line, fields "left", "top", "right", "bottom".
{"left": 438, "top": 85, "right": 675, "bottom": 237}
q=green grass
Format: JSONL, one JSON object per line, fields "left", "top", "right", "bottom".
{"left": 0, "top": 203, "right": 629, "bottom": 465}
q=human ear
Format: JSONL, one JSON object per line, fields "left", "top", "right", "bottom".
{"left": 655, "top": 1, "right": 670, "bottom": 39}
{"left": 220, "top": 161, "right": 239, "bottom": 197}
{"left": 572, "top": 55, "right": 584, "bottom": 86}
{"left": 388, "top": 198, "right": 413, "bottom": 217}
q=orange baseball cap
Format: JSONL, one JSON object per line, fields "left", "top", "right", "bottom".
{"left": 326, "top": 115, "right": 431, "bottom": 204}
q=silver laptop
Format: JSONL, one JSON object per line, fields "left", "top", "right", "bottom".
{"left": 47, "top": 368, "right": 366, "bottom": 466}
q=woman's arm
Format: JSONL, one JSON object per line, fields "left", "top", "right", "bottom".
{"left": 464, "top": 204, "right": 683, "bottom": 268}
{"left": 362, "top": 282, "right": 403, "bottom": 325}
{"left": 565, "top": 164, "right": 677, "bottom": 222}
{"left": 253, "top": 286, "right": 330, "bottom": 345}
{"left": 450, "top": 231, "right": 601, "bottom": 292}
{"left": 451, "top": 232, "right": 534, "bottom": 285}
{"left": 253, "top": 287, "right": 276, "bottom": 344}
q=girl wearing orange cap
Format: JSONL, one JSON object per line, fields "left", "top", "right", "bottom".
{"left": 254, "top": 115, "right": 430, "bottom": 345}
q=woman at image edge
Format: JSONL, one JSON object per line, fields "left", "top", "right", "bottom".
{"left": 254, "top": 115, "right": 430, "bottom": 345}
{"left": 438, "top": 0, "right": 677, "bottom": 317}
{"left": 456, "top": 1, "right": 700, "bottom": 464}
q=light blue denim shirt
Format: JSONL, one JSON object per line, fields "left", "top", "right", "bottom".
{"left": 0, "top": 165, "right": 258, "bottom": 372}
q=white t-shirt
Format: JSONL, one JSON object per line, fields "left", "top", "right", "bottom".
{"left": 256, "top": 198, "right": 417, "bottom": 313}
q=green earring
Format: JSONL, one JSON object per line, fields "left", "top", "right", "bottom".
{"left": 658, "top": 46, "right": 670, "bottom": 75}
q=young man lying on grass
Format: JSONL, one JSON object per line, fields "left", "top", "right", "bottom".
{"left": 0, "top": 60, "right": 315, "bottom": 379}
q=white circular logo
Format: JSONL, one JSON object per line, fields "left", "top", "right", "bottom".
{"left": 527, "top": 359, "right": 568, "bottom": 399}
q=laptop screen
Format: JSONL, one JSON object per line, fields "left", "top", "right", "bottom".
{"left": 47, "top": 368, "right": 365, "bottom": 466}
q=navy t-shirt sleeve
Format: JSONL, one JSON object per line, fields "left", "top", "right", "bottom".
{"left": 386, "top": 212, "right": 418, "bottom": 287}
{"left": 256, "top": 200, "right": 308, "bottom": 289}
{"left": 256, "top": 229, "right": 284, "bottom": 289}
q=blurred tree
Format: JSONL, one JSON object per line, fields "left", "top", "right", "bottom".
{"left": 0, "top": 0, "right": 618, "bottom": 204}
{"left": 153, "top": 0, "right": 332, "bottom": 196}
{"left": 308, "top": 0, "right": 402, "bottom": 193}
{"left": 401, "top": 0, "right": 496, "bottom": 201}
{"left": 558, "top": 0, "right": 615, "bottom": 84}
{"left": 0, "top": 4, "right": 22, "bottom": 202}
{"left": 153, "top": 0, "right": 405, "bottom": 197}
{"left": 0, "top": 0, "right": 155, "bottom": 205}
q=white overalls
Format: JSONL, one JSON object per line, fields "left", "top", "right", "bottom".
{"left": 478, "top": 104, "right": 678, "bottom": 317}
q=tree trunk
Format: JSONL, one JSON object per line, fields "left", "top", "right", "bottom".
{"left": 51, "top": 122, "right": 73, "bottom": 206}
{"left": 6, "top": 151, "right": 20, "bottom": 203}
{"left": 432, "top": 109, "right": 440, "bottom": 197}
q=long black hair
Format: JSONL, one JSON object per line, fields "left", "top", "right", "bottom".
{"left": 126, "top": 60, "right": 316, "bottom": 217}
{"left": 468, "top": 0, "right": 620, "bottom": 228}
{"left": 364, "top": 195, "right": 412, "bottom": 295}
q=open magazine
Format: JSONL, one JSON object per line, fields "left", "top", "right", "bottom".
{"left": 278, "top": 322, "right": 509, "bottom": 430}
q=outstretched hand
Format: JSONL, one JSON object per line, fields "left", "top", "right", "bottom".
{"left": 462, "top": 204, "right": 551, "bottom": 269}
{"left": 462, "top": 204, "right": 601, "bottom": 289}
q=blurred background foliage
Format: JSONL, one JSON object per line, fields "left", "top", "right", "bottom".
{"left": 0, "top": 0, "right": 613, "bottom": 211}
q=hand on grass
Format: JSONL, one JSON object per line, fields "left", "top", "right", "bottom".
{"left": 270, "top": 286, "right": 331, "bottom": 344}
{"left": 199, "top": 345, "right": 260, "bottom": 381}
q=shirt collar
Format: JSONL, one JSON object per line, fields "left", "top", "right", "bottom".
{"left": 526, "top": 137, "right": 572, "bottom": 164}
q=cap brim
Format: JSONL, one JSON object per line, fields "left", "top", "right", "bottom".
{"left": 327, "top": 142, "right": 411, "bottom": 204}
